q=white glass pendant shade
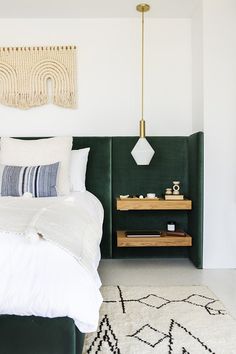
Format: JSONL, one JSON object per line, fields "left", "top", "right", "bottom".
{"left": 131, "top": 137, "right": 155, "bottom": 165}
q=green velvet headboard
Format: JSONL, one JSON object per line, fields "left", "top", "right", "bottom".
{"left": 72, "top": 134, "right": 203, "bottom": 267}
{"left": 18, "top": 133, "right": 203, "bottom": 266}
{"left": 112, "top": 136, "right": 189, "bottom": 260}
{"left": 111, "top": 132, "right": 204, "bottom": 267}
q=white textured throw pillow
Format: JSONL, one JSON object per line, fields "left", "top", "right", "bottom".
{"left": 0, "top": 137, "right": 72, "bottom": 195}
{"left": 70, "top": 148, "right": 90, "bottom": 192}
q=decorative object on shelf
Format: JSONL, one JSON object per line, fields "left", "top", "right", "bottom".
{"left": 119, "top": 194, "right": 130, "bottom": 199}
{"left": 173, "top": 180, "right": 180, "bottom": 195}
{"left": 0, "top": 45, "right": 77, "bottom": 109}
{"left": 167, "top": 221, "right": 176, "bottom": 232}
{"left": 164, "top": 181, "right": 185, "bottom": 200}
{"left": 131, "top": 3, "right": 155, "bottom": 165}
{"left": 165, "top": 188, "right": 172, "bottom": 195}
{"left": 146, "top": 193, "right": 156, "bottom": 198}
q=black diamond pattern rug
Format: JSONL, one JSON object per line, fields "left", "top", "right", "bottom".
{"left": 83, "top": 285, "right": 236, "bottom": 354}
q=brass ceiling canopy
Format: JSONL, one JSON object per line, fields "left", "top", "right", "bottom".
{"left": 136, "top": 3, "right": 150, "bottom": 13}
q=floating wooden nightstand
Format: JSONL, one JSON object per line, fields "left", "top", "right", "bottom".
{"left": 116, "top": 197, "right": 192, "bottom": 248}
{"left": 116, "top": 197, "right": 192, "bottom": 211}
{"left": 117, "top": 230, "right": 192, "bottom": 248}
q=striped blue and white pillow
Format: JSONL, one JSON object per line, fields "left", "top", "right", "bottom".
{"left": 0, "top": 162, "right": 59, "bottom": 197}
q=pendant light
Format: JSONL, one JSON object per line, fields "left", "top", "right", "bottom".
{"left": 131, "top": 3, "right": 155, "bottom": 165}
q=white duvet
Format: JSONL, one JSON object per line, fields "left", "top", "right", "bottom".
{"left": 0, "top": 191, "right": 103, "bottom": 332}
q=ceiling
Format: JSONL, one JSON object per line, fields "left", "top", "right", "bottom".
{"left": 0, "top": 0, "right": 200, "bottom": 18}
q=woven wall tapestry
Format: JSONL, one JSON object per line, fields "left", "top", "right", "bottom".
{"left": 0, "top": 46, "right": 77, "bottom": 109}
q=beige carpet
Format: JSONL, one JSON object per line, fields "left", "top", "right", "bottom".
{"left": 83, "top": 285, "right": 236, "bottom": 354}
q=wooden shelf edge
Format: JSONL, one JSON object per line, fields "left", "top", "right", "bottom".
{"left": 117, "top": 230, "right": 192, "bottom": 248}
{"left": 116, "top": 198, "right": 192, "bottom": 211}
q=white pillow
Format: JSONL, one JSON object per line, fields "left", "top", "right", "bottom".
{"left": 0, "top": 137, "right": 72, "bottom": 195}
{"left": 70, "top": 148, "right": 90, "bottom": 192}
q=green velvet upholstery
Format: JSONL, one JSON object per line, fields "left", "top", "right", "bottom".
{"left": 72, "top": 137, "right": 112, "bottom": 258}
{"left": 188, "top": 132, "right": 204, "bottom": 268}
{"left": 0, "top": 316, "right": 84, "bottom": 354}
{"left": 112, "top": 136, "right": 191, "bottom": 259}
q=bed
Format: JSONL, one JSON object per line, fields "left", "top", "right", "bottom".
{"left": 0, "top": 133, "right": 204, "bottom": 353}
{"left": 0, "top": 137, "right": 112, "bottom": 354}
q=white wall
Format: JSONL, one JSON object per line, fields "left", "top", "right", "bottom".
{"left": 202, "top": 0, "right": 236, "bottom": 268}
{"left": 192, "top": 1, "right": 203, "bottom": 132}
{"left": 0, "top": 18, "right": 192, "bottom": 137}
{"left": 3, "top": 14, "right": 236, "bottom": 269}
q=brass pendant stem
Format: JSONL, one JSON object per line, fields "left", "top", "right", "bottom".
{"left": 140, "top": 119, "right": 146, "bottom": 138}
{"left": 141, "top": 10, "right": 144, "bottom": 123}
{"left": 136, "top": 3, "right": 150, "bottom": 137}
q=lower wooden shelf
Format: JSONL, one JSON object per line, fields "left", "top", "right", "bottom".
{"left": 117, "top": 230, "right": 192, "bottom": 248}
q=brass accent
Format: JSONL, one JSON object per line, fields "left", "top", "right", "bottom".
{"left": 136, "top": 3, "right": 150, "bottom": 138}
{"left": 140, "top": 119, "right": 146, "bottom": 138}
{"left": 136, "top": 3, "right": 150, "bottom": 12}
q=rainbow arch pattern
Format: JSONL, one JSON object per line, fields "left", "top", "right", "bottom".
{"left": 0, "top": 46, "right": 76, "bottom": 109}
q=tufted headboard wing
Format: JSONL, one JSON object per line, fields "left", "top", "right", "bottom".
{"left": 15, "top": 134, "right": 203, "bottom": 267}
{"left": 72, "top": 137, "right": 112, "bottom": 258}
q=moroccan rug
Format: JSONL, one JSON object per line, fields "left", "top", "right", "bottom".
{"left": 83, "top": 285, "right": 236, "bottom": 354}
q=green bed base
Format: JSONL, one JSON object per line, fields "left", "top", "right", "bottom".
{"left": 0, "top": 133, "right": 203, "bottom": 353}
{"left": 0, "top": 316, "right": 84, "bottom": 354}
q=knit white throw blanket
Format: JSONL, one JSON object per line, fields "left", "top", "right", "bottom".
{"left": 0, "top": 195, "right": 101, "bottom": 275}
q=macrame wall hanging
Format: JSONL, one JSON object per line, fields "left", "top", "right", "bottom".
{"left": 0, "top": 45, "right": 77, "bottom": 109}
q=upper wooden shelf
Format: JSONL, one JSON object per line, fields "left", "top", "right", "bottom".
{"left": 116, "top": 197, "right": 192, "bottom": 210}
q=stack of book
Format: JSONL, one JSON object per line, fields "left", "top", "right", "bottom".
{"left": 165, "top": 194, "right": 184, "bottom": 200}
{"left": 164, "top": 230, "right": 186, "bottom": 237}
{"left": 125, "top": 230, "right": 186, "bottom": 238}
{"left": 125, "top": 230, "right": 161, "bottom": 238}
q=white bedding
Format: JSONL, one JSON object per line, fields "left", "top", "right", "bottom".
{"left": 0, "top": 191, "right": 103, "bottom": 332}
